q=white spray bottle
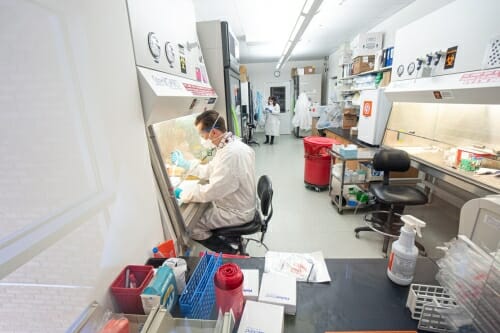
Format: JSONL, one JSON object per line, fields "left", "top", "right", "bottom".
{"left": 387, "top": 215, "right": 426, "bottom": 286}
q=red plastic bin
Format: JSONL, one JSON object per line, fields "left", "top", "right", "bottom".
{"left": 303, "top": 136, "right": 339, "bottom": 187}
{"left": 110, "top": 265, "right": 154, "bottom": 314}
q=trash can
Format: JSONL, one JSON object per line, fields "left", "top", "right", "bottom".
{"left": 303, "top": 136, "right": 339, "bottom": 191}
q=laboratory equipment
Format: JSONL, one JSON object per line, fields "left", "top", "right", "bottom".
{"left": 357, "top": 88, "right": 392, "bottom": 145}
{"left": 126, "top": 0, "right": 218, "bottom": 251}
{"left": 179, "top": 252, "right": 222, "bottom": 319}
{"left": 197, "top": 20, "right": 241, "bottom": 135}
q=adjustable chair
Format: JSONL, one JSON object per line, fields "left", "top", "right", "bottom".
{"left": 355, "top": 149, "right": 428, "bottom": 256}
{"left": 211, "top": 175, "right": 273, "bottom": 255}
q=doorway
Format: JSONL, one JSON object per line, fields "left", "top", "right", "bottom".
{"left": 266, "top": 81, "right": 291, "bottom": 135}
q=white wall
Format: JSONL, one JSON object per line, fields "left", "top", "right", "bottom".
{"left": 368, "top": 0, "right": 455, "bottom": 48}
{"left": 0, "top": 0, "right": 165, "bottom": 331}
{"left": 244, "top": 59, "right": 325, "bottom": 101}
{"left": 326, "top": 0, "right": 455, "bottom": 98}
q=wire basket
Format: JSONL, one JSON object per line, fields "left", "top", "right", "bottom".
{"left": 179, "top": 252, "right": 222, "bottom": 319}
{"left": 406, "top": 284, "right": 458, "bottom": 333}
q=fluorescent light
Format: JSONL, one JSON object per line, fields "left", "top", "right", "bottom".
{"left": 290, "top": 15, "right": 305, "bottom": 41}
{"left": 282, "top": 41, "right": 292, "bottom": 56}
{"left": 302, "top": 0, "right": 314, "bottom": 14}
{"left": 275, "top": 0, "right": 324, "bottom": 71}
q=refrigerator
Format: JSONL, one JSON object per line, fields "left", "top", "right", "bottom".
{"left": 197, "top": 21, "right": 242, "bottom": 136}
{"left": 357, "top": 88, "right": 392, "bottom": 146}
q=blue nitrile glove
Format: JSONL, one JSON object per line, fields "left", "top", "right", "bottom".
{"left": 170, "top": 150, "right": 191, "bottom": 170}
{"left": 174, "top": 187, "right": 183, "bottom": 199}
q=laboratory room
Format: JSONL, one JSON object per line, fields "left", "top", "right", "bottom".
{"left": 2, "top": 0, "right": 500, "bottom": 332}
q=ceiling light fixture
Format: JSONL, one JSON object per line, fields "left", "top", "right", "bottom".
{"left": 289, "top": 15, "right": 305, "bottom": 41}
{"left": 275, "top": 0, "right": 323, "bottom": 71}
{"left": 302, "top": 0, "right": 315, "bottom": 15}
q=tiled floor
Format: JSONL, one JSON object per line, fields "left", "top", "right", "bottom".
{"left": 193, "top": 133, "right": 460, "bottom": 259}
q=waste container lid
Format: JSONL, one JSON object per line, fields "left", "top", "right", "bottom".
{"left": 304, "top": 137, "right": 340, "bottom": 155}
{"left": 304, "top": 136, "right": 337, "bottom": 147}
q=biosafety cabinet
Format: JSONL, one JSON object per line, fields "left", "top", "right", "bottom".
{"left": 127, "top": 0, "right": 218, "bottom": 251}
{"left": 383, "top": 0, "right": 500, "bottom": 199}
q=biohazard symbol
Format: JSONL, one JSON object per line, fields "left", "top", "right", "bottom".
{"left": 362, "top": 101, "right": 372, "bottom": 117}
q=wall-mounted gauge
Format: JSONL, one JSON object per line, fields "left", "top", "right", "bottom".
{"left": 397, "top": 64, "right": 404, "bottom": 77}
{"left": 407, "top": 62, "right": 416, "bottom": 75}
{"left": 274, "top": 70, "right": 280, "bottom": 78}
{"left": 165, "top": 42, "right": 175, "bottom": 68}
{"left": 148, "top": 32, "right": 161, "bottom": 63}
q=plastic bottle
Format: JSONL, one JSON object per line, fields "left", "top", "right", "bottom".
{"left": 387, "top": 215, "right": 426, "bottom": 286}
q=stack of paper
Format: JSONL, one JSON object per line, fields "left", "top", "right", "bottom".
{"left": 241, "top": 269, "right": 259, "bottom": 301}
{"left": 237, "top": 301, "right": 284, "bottom": 333}
{"left": 258, "top": 273, "right": 296, "bottom": 315}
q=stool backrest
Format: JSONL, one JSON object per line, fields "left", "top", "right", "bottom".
{"left": 372, "top": 149, "right": 410, "bottom": 185}
{"left": 257, "top": 175, "right": 273, "bottom": 241}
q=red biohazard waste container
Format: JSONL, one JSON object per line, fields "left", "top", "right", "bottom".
{"left": 304, "top": 136, "right": 339, "bottom": 191}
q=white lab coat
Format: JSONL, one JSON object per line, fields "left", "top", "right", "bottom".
{"left": 180, "top": 138, "right": 256, "bottom": 240}
{"left": 264, "top": 103, "right": 280, "bottom": 136}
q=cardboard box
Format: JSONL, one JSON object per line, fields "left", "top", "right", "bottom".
{"left": 258, "top": 273, "right": 296, "bottom": 315}
{"left": 352, "top": 32, "right": 383, "bottom": 57}
{"left": 379, "top": 70, "right": 392, "bottom": 87}
{"left": 303, "top": 65, "right": 316, "bottom": 74}
{"left": 311, "top": 117, "right": 319, "bottom": 136}
{"left": 239, "top": 65, "right": 248, "bottom": 82}
{"left": 342, "top": 114, "right": 357, "bottom": 129}
{"left": 237, "top": 301, "right": 284, "bottom": 333}
{"left": 343, "top": 107, "right": 357, "bottom": 116}
{"left": 241, "top": 269, "right": 260, "bottom": 301}
{"left": 291, "top": 66, "right": 316, "bottom": 76}
{"left": 352, "top": 55, "right": 375, "bottom": 75}
{"left": 140, "top": 266, "right": 177, "bottom": 314}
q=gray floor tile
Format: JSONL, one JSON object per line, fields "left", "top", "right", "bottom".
{"left": 188, "top": 134, "right": 460, "bottom": 260}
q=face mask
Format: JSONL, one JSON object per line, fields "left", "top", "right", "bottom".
{"left": 200, "top": 115, "right": 220, "bottom": 150}
{"left": 200, "top": 137, "right": 216, "bottom": 149}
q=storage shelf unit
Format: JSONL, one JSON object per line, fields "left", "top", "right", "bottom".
{"left": 338, "top": 66, "right": 392, "bottom": 81}
{"left": 328, "top": 148, "right": 380, "bottom": 214}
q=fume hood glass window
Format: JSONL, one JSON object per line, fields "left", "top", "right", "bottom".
{"left": 152, "top": 114, "right": 212, "bottom": 185}
{"left": 384, "top": 102, "right": 500, "bottom": 191}
{"left": 385, "top": 102, "right": 500, "bottom": 152}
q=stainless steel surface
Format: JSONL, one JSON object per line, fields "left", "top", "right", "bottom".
{"left": 410, "top": 156, "right": 499, "bottom": 196}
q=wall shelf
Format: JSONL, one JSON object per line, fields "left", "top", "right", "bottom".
{"left": 338, "top": 66, "right": 392, "bottom": 80}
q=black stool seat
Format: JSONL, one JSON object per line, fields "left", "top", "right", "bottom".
{"left": 212, "top": 212, "right": 262, "bottom": 237}
{"left": 206, "top": 175, "right": 273, "bottom": 255}
{"left": 371, "top": 183, "right": 428, "bottom": 206}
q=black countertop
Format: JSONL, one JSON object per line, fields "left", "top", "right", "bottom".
{"left": 175, "top": 257, "right": 439, "bottom": 333}
{"left": 323, "top": 127, "right": 378, "bottom": 148}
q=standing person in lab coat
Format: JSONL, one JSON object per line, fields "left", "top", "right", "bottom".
{"left": 170, "top": 110, "right": 256, "bottom": 253}
{"left": 264, "top": 96, "right": 280, "bottom": 144}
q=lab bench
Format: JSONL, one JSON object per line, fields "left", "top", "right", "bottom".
{"left": 173, "top": 256, "right": 439, "bottom": 333}
{"left": 406, "top": 149, "right": 500, "bottom": 196}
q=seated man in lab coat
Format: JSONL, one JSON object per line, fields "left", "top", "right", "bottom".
{"left": 171, "top": 110, "right": 256, "bottom": 253}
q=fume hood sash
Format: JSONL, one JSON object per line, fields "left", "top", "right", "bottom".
{"left": 385, "top": 68, "right": 500, "bottom": 104}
